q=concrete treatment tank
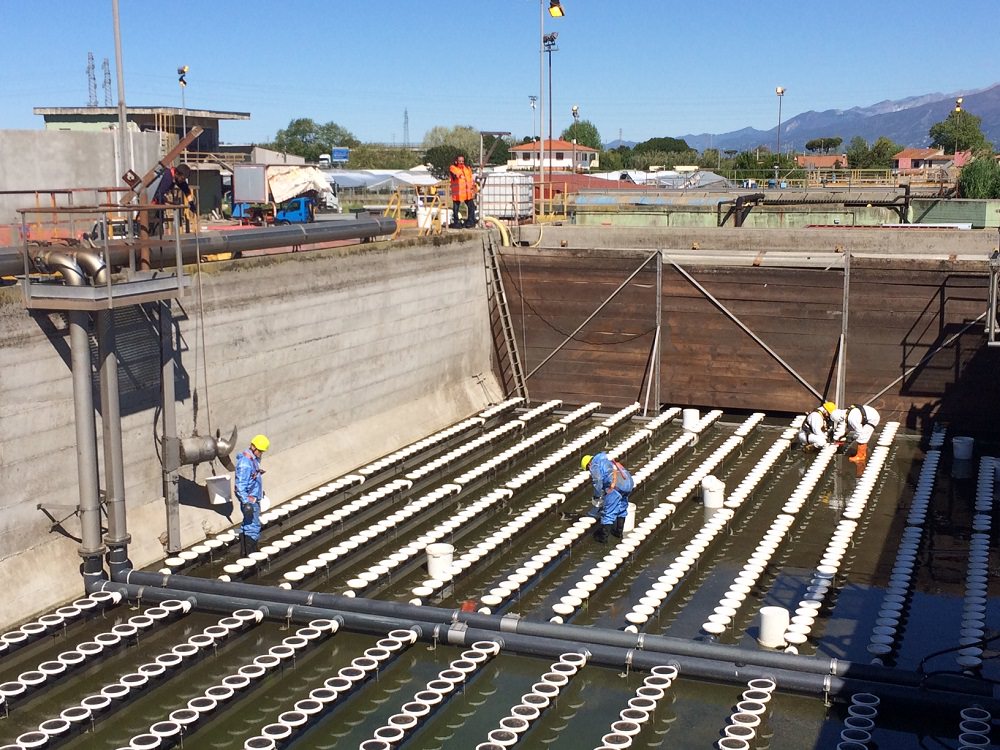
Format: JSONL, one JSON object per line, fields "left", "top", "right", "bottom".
{"left": 478, "top": 173, "right": 533, "bottom": 219}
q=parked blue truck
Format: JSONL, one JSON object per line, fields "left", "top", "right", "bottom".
{"left": 230, "top": 164, "right": 338, "bottom": 225}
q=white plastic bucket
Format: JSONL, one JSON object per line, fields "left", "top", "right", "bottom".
{"left": 426, "top": 544, "right": 455, "bottom": 581}
{"left": 682, "top": 408, "right": 700, "bottom": 431}
{"left": 416, "top": 205, "right": 448, "bottom": 232}
{"left": 702, "top": 476, "right": 725, "bottom": 508}
{"left": 205, "top": 475, "right": 231, "bottom": 506}
{"left": 623, "top": 505, "right": 636, "bottom": 534}
{"left": 952, "top": 436, "right": 974, "bottom": 460}
{"left": 758, "top": 606, "right": 789, "bottom": 648}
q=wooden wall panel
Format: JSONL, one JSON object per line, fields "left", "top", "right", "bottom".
{"left": 500, "top": 248, "right": 1000, "bottom": 436}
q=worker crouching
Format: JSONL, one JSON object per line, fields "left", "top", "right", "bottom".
{"left": 797, "top": 401, "right": 837, "bottom": 452}
{"left": 830, "top": 404, "right": 881, "bottom": 465}
{"left": 582, "top": 453, "right": 634, "bottom": 543}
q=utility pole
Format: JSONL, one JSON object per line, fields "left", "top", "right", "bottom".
{"left": 87, "top": 52, "right": 98, "bottom": 107}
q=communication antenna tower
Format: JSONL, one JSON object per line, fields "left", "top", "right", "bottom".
{"left": 86, "top": 52, "right": 98, "bottom": 106}
{"left": 403, "top": 108, "right": 410, "bottom": 148}
{"left": 102, "top": 58, "right": 113, "bottom": 105}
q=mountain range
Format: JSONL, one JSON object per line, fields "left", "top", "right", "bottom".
{"left": 606, "top": 83, "right": 1000, "bottom": 153}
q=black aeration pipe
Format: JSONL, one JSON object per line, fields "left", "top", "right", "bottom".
{"left": 117, "top": 570, "right": 998, "bottom": 704}
{"left": 0, "top": 217, "right": 397, "bottom": 277}
{"left": 93, "top": 579, "right": 1000, "bottom": 713}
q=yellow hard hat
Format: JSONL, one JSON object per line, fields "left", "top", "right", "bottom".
{"left": 581, "top": 454, "right": 593, "bottom": 470}
{"left": 250, "top": 434, "right": 270, "bottom": 452}
{"left": 822, "top": 402, "right": 836, "bottom": 415}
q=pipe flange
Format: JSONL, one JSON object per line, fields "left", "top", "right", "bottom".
{"left": 446, "top": 623, "right": 468, "bottom": 645}
{"left": 500, "top": 613, "right": 521, "bottom": 633}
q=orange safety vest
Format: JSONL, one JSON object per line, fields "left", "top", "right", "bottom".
{"left": 449, "top": 163, "right": 477, "bottom": 202}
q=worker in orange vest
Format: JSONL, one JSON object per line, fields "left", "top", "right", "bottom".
{"left": 448, "top": 155, "right": 478, "bottom": 228}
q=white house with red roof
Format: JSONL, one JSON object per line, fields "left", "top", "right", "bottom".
{"left": 509, "top": 138, "right": 599, "bottom": 171}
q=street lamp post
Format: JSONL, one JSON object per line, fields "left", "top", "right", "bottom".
{"left": 571, "top": 105, "right": 579, "bottom": 172}
{"left": 539, "top": 1, "right": 564, "bottom": 215}
{"left": 529, "top": 95, "right": 538, "bottom": 143}
{"left": 544, "top": 32, "right": 558, "bottom": 192}
{"left": 775, "top": 86, "right": 785, "bottom": 159}
{"left": 177, "top": 65, "right": 189, "bottom": 162}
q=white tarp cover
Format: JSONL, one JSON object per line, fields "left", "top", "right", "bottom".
{"left": 266, "top": 166, "right": 332, "bottom": 203}
{"left": 325, "top": 169, "right": 443, "bottom": 191}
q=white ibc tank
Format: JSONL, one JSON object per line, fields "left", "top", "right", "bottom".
{"left": 478, "top": 173, "right": 534, "bottom": 219}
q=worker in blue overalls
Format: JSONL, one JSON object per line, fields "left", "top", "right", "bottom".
{"left": 235, "top": 434, "right": 269, "bottom": 556}
{"left": 582, "top": 452, "right": 634, "bottom": 543}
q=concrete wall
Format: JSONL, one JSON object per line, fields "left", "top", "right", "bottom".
{"left": 0, "top": 236, "right": 501, "bottom": 629}
{"left": 518, "top": 224, "right": 999, "bottom": 258}
{"left": 573, "top": 201, "right": 1000, "bottom": 229}
{"left": 0, "top": 129, "right": 161, "bottom": 225}
{"left": 574, "top": 205, "right": 905, "bottom": 229}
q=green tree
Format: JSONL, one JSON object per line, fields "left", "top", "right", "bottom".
{"left": 957, "top": 158, "right": 1000, "bottom": 198}
{"left": 869, "top": 136, "right": 904, "bottom": 169}
{"left": 929, "top": 110, "right": 991, "bottom": 153}
{"left": 599, "top": 149, "right": 625, "bottom": 172}
{"left": 422, "top": 126, "right": 480, "bottom": 162}
{"left": 806, "top": 137, "right": 844, "bottom": 153}
{"left": 846, "top": 136, "right": 871, "bottom": 168}
{"left": 346, "top": 145, "right": 422, "bottom": 170}
{"left": 268, "top": 118, "right": 359, "bottom": 161}
{"left": 634, "top": 136, "right": 690, "bottom": 153}
{"left": 560, "top": 119, "right": 602, "bottom": 151}
{"left": 482, "top": 134, "right": 512, "bottom": 165}
{"left": 424, "top": 144, "right": 466, "bottom": 180}
{"left": 846, "top": 136, "right": 902, "bottom": 169}
{"left": 700, "top": 148, "right": 721, "bottom": 169}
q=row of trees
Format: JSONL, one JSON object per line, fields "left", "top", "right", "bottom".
{"left": 264, "top": 107, "right": 998, "bottom": 196}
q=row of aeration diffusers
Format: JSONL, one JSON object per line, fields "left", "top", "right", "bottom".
{"left": 156, "top": 398, "right": 532, "bottom": 579}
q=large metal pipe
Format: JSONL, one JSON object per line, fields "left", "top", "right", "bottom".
{"left": 72, "top": 309, "right": 106, "bottom": 581}
{"left": 160, "top": 301, "right": 181, "bottom": 552}
{"left": 98, "top": 307, "right": 129, "bottom": 577}
{"left": 120, "top": 570, "right": 996, "bottom": 701}
{"left": 0, "top": 217, "right": 397, "bottom": 277}
{"left": 74, "top": 249, "right": 109, "bottom": 285}
{"left": 95, "top": 578, "right": 1000, "bottom": 712}
{"left": 45, "top": 251, "right": 107, "bottom": 580}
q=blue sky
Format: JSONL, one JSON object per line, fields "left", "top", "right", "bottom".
{"left": 2, "top": 0, "right": 996, "bottom": 147}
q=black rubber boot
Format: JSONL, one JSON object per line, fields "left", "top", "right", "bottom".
{"left": 593, "top": 524, "right": 611, "bottom": 543}
{"left": 613, "top": 516, "right": 625, "bottom": 539}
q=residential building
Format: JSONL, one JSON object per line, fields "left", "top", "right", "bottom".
{"left": 509, "top": 138, "right": 599, "bottom": 172}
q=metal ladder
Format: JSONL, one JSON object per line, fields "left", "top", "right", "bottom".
{"left": 483, "top": 235, "right": 528, "bottom": 401}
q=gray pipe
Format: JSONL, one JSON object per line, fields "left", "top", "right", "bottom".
{"left": 0, "top": 218, "right": 397, "bottom": 277}
{"left": 37, "top": 249, "right": 111, "bottom": 578}
{"left": 161, "top": 301, "right": 181, "bottom": 552}
{"left": 73, "top": 249, "right": 109, "bottom": 285}
{"left": 98, "top": 308, "right": 129, "bottom": 577}
{"left": 119, "top": 570, "right": 996, "bottom": 701}
{"left": 33, "top": 250, "right": 87, "bottom": 286}
{"left": 94, "top": 579, "right": 1000, "bottom": 712}
{"left": 72, "top": 310, "right": 106, "bottom": 580}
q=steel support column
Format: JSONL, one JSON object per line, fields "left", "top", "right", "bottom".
{"left": 160, "top": 300, "right": 181, "bottom": 552}
{"left": 98, "top": 309, "right": 130, "bottom": 575}
{"left": 70, "top": 311, "right": 106, "bottom": 580}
